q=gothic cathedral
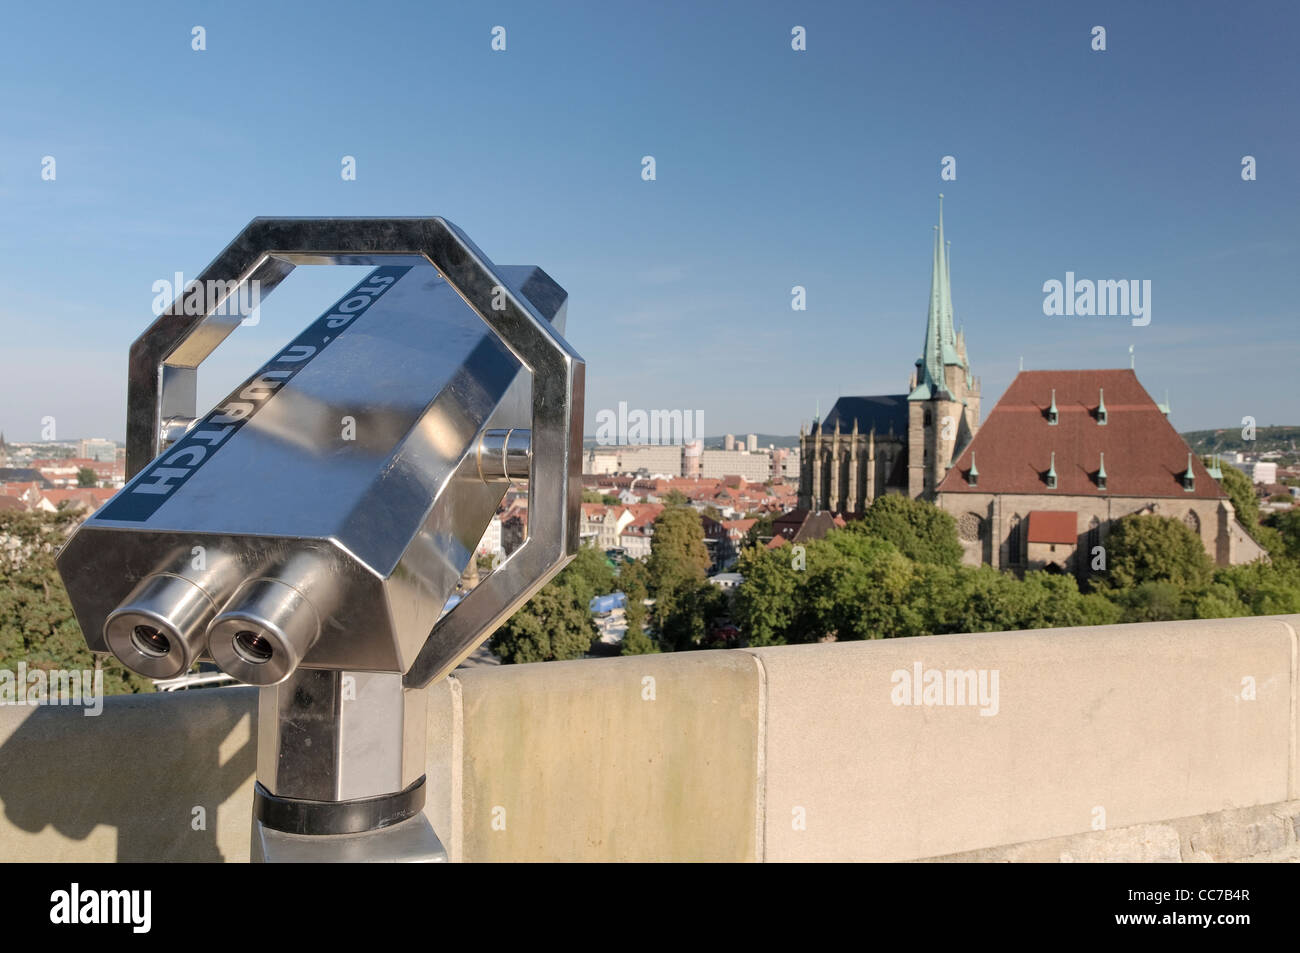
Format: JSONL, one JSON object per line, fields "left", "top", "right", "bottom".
{"left": 798, "top": 197, "right": 980, "bottom": 512}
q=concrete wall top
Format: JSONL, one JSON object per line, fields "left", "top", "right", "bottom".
{"left": 0, "top": 615, "right": 1295, "bottom": 862}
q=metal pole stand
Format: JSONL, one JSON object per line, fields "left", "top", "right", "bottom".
{"left": 250, "top": 670, "right": 446, "bottom": 863}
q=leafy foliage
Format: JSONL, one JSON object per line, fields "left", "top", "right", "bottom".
{"left": 1100, "top": 514, "right": 1214, "bottom": 590}
{"left": 489, "top": 544, "right": 615, "bottom": 664}
{"left": 732, "top": 529, "right": 1121, "bottom": 643}
{"left": 645, "top": 505, "right": 710, "bottom": 629}
{"left": 617, "top": 559, "right": 656, "bottom": 654}
{"left": 490, "top": 583, "right": 598, "bottom": 664}
{"left": 846, "top": 493, "right": 963, "bottom": 567}
{"left": 1213, "top": 462, "right": 1260, "bottom": 530}
{"left": 1263, "top": 508, "right": 1300, "bottom": 561}
{"left": 0, "top": 511, "right": 151, "bottom": 695}
{"left": 743, "top": 513, "right": 774, "bottom": 546}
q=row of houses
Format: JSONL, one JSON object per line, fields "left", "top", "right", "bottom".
{"left": 0, "top": 457, "right": 124, "bottom": 491}
{"left": 0, "top": 482, "right": 116, "bottom": 514}
{"left": 584, "top": 474, "right": 798, "bottom": 517}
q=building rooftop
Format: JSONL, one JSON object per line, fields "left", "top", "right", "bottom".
{"left": 939, "top": 369, "right": 1225, "bottom": 499}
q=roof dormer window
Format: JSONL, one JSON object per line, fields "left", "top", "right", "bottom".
{"left": 1096, "top": 388, "right": 1107, "bottom": 425}
{"left": 1046, "top": 451, "right": 1057, "bottom": 489}
{"left": 1047, "top": 389, "right": 1059, "bottom": 426}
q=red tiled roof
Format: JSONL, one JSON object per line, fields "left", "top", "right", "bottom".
{"left": 623, "top": 503, "right": 664, "bottom": 522}
{"left": 938, "top": 370, "right": 1225, "bottom": 500}
{"left": 0, "top": 482, "right": 40, "bottom": 495}
{"left": 43, "top": 488, "right": 115, "bottom": 509}
{"left": 1026, "top": 510, "right": 1078, "bottom": 544}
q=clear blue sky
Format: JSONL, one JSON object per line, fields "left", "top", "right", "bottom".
{"left": 0, "top": 0, "right": 1295, "bottom": 442}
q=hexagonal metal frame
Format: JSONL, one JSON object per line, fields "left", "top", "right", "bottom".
{"left": 124, "top": 217, "right": 584, "bottom": 688}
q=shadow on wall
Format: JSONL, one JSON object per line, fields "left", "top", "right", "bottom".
{"left": 0, "top": 686, "right": 256, "bottom": 862}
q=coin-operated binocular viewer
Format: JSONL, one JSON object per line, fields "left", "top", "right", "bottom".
{"left": 57, "top": 219, "right": 584, "bottom": 862}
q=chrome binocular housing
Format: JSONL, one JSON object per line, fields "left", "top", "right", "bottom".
{"left": 57, "top": 217, "right": 585, "bottom": 691}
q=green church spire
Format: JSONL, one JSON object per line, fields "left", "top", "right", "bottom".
{"left": 909, "top": 196, "right": 962, "bottom": 402}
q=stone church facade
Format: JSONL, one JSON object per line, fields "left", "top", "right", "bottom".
{"left": 798, "top": 201, "right": 1265, "bottom": 574}
{"left": 799, "top": 198, "right": 980, "bottom": 512}
{"left": 933, "top": 368, "right": 1267, "bottom": 574}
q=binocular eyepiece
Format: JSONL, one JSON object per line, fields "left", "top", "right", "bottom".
{"left": 103, "top": 553, "right": 330, "bottom": 686}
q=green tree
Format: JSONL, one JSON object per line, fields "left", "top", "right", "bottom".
{"left": 0, "top": 511, "right": 150, "bottom": 695}
{"left": 488, "top": 544, "right": 615, "bottom": 664}
{"left": 1191, "top": 582, "right": 1249, "bottom": 619}
{"left": 1263, "top": 508, "right": 1300, "bottom": 561}
{"left": 556, "top": 544, "right": 617, "bottom": 609}
{"left": 645, "top": 506, "right": 710, "bottom": 632}
{"left": 1112, "top": 581, "right": 1193, "bottom": 623}
{"left": 617, "top": 559, "right": 653, "bottom": 651}
{"left": 661, "top": 488, "right": 689, "bottom": 507}
{"left": 1100, "top": 514, "right": 1214, "bottom": 590}
{"left": 490, "top": 582, "right": 597, "bottom": 664}
{"left": 804, "top": 532, "right": 934, "bottom": 640}
{"left": 744, "top": 514, "right": 774, "bottom": 546}
{"left": 76, "top": 467, "right": 97, "bottom": 488}
{"left": 732, "top": 542, "right": 803, "bottom": 646}
{"left": 659, "top": 580, "right": 729, "bottom": 651}
{"left": 1251, "top": 522, "right": 1286, "bottom": 561}
{"left": 620, "top": 625, "right": 660, "bottom": 655}
{"left": 1212, "top": 461, "right": 1260, "bottom": 530}
{"left": 1214, "top": 560, "right": 1300, "bottom": 616}
{"left": 847, "top": 494, "right": 962, "bottom": 567}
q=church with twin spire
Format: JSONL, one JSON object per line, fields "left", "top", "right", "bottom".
{"left": 798, "top": 196, "right": 980, "bottom": 513}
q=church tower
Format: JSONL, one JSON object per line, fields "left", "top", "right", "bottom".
{"left": 907, "top": 195, "right": 980, "bottom": 499}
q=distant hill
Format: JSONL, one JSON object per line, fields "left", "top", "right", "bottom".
{"left": 1181, "top": 425, "right": 1299, "bottom": 455}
